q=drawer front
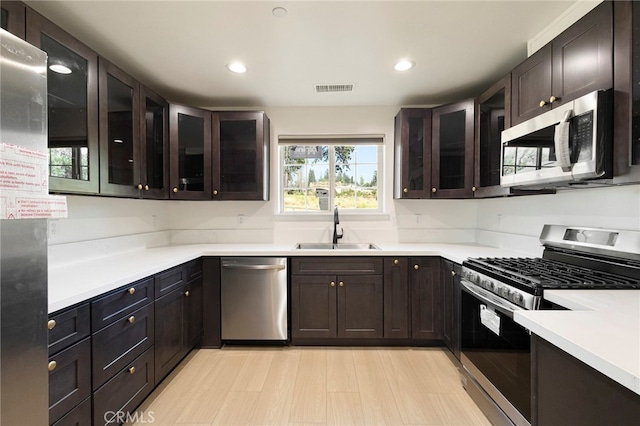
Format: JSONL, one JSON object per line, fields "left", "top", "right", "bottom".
{"left": 91, "top": 277, "right": 154, "bottom": 332}
{"left": 154, "top": 264, "right": 185, "bottom": 299}
{"left": 49, "top": 303, "right": 91, "bottom": 356}
{"left": 92, "top": 304, "right": 154, "bottom": 390}
{"left": 185, "top": 258, "right": 203, "bottom": 282}
{"left": 51, "top": 397, "right": 91, "bottom": 426}
{"left": 93, "top": 347, "right": 155, "bottom": 426}
{"left": 49, "top": 338, "right": 91, "bottom": 424}
{"left": 291, "top": 257, "right": 383, "bottom": 275}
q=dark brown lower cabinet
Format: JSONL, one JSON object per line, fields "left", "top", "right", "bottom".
{"left": 410, "top": 257, "right": 442, "bottom": 340}
{"left": 532, "top": 334, "right": 640, "bottom": 426}
{"left": 383, "top": 258, "right": 410, "bottom": 339}
{"left": 51, "top": 397, "right": 91, "bottom": 426}
{"left": 338, "top": 274, "right": 383, "bottom": 338}
{"left": 441, "top": 260, "right": 461, "bottom": 359}
{"left": 185, "top": 277, "right": 204, "bottom": 349}
{"left": 49, "top": 338, "right": 91, "bottom": 425}
{"left": 93, "top": 347, "right": 155, "bottom": 426}
{"left": 291, "top": 275, "right": 338, "bottom": 339}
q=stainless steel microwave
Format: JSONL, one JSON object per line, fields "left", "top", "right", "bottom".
{"left": 500, "top": 90, "right": 612, "bottom": 188}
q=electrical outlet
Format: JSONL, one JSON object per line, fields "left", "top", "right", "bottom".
{"left": 415, "top": 214, "right": 422, "bottom": 224}
{"left": 237, "top": 214, "right": 244, "bottom": 224}
{"left": 48, "top": 220, "right": 58, "bottom": 237}
{"left": 151, "top": 215, "right": 157, "bottom": 228}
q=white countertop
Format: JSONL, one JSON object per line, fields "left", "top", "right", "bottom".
{"left": 515, "top": 290, "right": 640, "bottom": 396}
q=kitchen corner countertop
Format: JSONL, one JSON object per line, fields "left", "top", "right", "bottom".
{"left": 514, "top": 290, "right": 640, "bottom": 396}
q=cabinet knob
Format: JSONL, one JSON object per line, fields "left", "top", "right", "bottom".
{"left": 128, "top": 316, "right": 135, "bottom": 324}
{"left": 330, "top": 281, "right": 336, "bottom": 287}
{"left": 539, "top": 100, "right": 547, "bottom": 107}
{"left": 128, "top": 287, "right": 135, "bottom": 295}
{"left": 144, "top": 185, "right": 149, "bottom": 191}
{"left": 185, "top": 290, "right": 190, "bottom": 297}
{"left": 403, "top": 188, "right": 408, "bottom": 194}
{"left": 431, "top": 188, "right": 437, "bottom": 193}
{"left": 213, "top": 190, "right": 218, "bottom": 195}
{"left": 393, "top": 259, "right": 399, "bottom": 265}
{"left": 339, "top": 281, "right": 344, "bottom": 287}
{"left": 549, "top": 95, "right": 558, "bottom": 104}
{"left": 48, "top": 361, "right": 57, "bottom": 372}
{"left": 172, "top": 187, "right": 178, "bottom": 193}
{"left": 47, "top": 319, "right": 56, "bottom": 330}
{"left": 137, "top": 184, "right": 143, "bottom": 190}
{"left": 451, "top": 270, "right": 456, "bottom": 277}
{"left": 471, "top": 186, "right": 477, "bottom": 192}
{"left": 414, "top": 265, "right": 420, "bottom": 270}
{"left": 129, "top": 366, "right": 136, "bottom": 375}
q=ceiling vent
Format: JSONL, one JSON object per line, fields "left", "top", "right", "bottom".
{"left": 314, "top": 84, "right": 354, "bottom": 93}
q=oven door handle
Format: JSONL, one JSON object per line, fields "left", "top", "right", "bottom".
{"left": 460, "top": 280, "right": 522, "bottom": 319}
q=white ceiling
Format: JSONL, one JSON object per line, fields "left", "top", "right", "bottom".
{"left": 25, "top": 0, "right": 575, "bottom": 108}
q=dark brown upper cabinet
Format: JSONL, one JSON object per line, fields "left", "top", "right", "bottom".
{"left": 393, "top": 108, "right": 432, "bottom": 199}
{"left": 98, "top": 58, "right": 141, "bottom": 197}
{"left": 511, "top": 1, "right": 613, "bottom": 126}
{"left": 211, "top": 111, "right": 270, "bottom": 201}
{"left": 139, "top": 86, "right": 169, "bottom": 198}
{"left": 431, "top": 99, "right": 475, "bottom": 198}
{"left": 27, "top": 8, "right": 100, "bottom": 194}
{"left": 169, "top": 104, "right": 212, "bottom": 200}
{"left": 1, "top": 1, "right": 25, "bottom": 39}
{"left": 474, "top": 74, "right": 512, "bottom": 198}
{"left": 612, "top": 0, "right": 640, "bottom": 184}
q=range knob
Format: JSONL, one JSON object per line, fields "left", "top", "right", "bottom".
{"left": 481, "top": 279, "right": 491, "bottom": 289}
{"left": 501, "top": 287, "right": 511, "bottom": 298}
{"left": 512, "top": 292, "right": 524, "bottom": 305}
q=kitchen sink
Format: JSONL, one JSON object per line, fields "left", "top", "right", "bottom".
{"left": 294, "top": 243, "right": 380, "bottom": 250}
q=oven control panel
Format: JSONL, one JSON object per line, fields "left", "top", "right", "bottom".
{"left": 460, "top": 268, "right": 540, "bottom": 310}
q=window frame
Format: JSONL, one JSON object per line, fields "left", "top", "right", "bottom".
{"left": 278, "top": 135, "right": 384, "bottom": 215}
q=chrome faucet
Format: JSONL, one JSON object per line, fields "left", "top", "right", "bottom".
{"left": 332, "top": 207, "right": 343, "bottom": 244}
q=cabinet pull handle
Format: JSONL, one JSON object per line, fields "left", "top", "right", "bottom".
{"left": 330, "top": 281, "right": 335, "bottom": 287}
{"left": 48, "top": 361, "right": 57, "bottom": 371}
{"left": 172, "top": 187, "right": 178, "bottom": 193}
{"left": 137, "top": 184, "right": 143, "bottom": 190}
{"left": 403, "top": 188, "right": 408, "bottom": 194}
{"left": 393, "top": 259, "right": 399, "bottom": 265}
{"left": 185, "top": 290, "right": 190, "bottom": 297}
{"left": 129, "top": 366, "right": 136, "bottom": 374}
{"left": 539, "top": 100, "right": 547, "bottom": 107}
{"left": 47, "top": 319, "right": 56, "bottom": 330}
{"left": 451, "top": 270, "right": 456, "bottom": 277}
{"left": 549, "top": 95, "right": 558, "bottom": 104}
{"left": 128, "top": 316, "right": 135, "bottom": 324}
{"left": 414, "top": 265, "right": 420, "bottom": 270}
{"left": 128, "top": 287, "right": 135, "bottom": 295}
{"left": 431, "top": 188, "right": 437, "bottom": 193}
{"left": 213, "top": 190, "right": 218, "bottom": 195}
{"left": 339, "top": 281, "right": 344, "bottom": 287}
{"left": 471, "top": 186, "right": 477, "bottom": 192}
{"left": 144, "top": 185, "right": 149, "bottom": 191}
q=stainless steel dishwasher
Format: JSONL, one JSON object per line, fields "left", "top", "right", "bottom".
{"left": 220, "top": 257, "right": 288, "bottom": 341}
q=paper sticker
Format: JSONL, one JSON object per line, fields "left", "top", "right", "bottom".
{"left": 1, "top": 194, "right": 67, "bottom": 219}
{"left": 0, "top": 143, "right": 48, "bottom": 195}
{"left": 480, "top": 305, "right": 501, "bottom": 336}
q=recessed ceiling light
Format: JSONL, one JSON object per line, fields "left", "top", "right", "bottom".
{"left": 226, "top": 62, "right": 247, "bottom": 74}
{"left": 272, "top": 7, "right": 288, "bottom": 17}
{"left": 394, "top": 60, "right": 415, "bottom": 71}
{"left": 49, "top": 64, "right": 72, "bottom": 74}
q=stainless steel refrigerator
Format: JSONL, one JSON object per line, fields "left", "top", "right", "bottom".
{"left": 0, "top": 28, "right": 49, "bottom": 424}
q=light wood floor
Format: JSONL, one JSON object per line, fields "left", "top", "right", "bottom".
{"left": 131, "top": 347, "right": 490, "bottom": 426}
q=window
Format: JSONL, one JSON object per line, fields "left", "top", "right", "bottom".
{"left": 279, "top": 136, "right": 383, "bottom": 213}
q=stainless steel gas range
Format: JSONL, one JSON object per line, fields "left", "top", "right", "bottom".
{"left": 459, "top": 225, "right": 640, "bottom": 426}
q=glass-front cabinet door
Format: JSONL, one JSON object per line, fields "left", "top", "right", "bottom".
{"left": 393, "top": 108, "right": 432, "bottom": 199}
{"left": 431, "top": 100, "right": 475, "bottom": 198}
{"left": 98, "top": 58, "right": 140, "bottom": 197}
{"left": 212, "top": 111, "right": 269, "bottom": 200}
{"left": 169, "top": 104, "right": 211, "bottom": 200}
{"left": 140, "top": 86, "right": 168, "bottom": 199}
{"left": 26, "top": 9, "right": 99, "bottom": 194}
{"left": 1, "top": 1, "right": 25, "bottom": 39}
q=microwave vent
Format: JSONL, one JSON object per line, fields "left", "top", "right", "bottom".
{"left": 314, "top": 84, "right": 354, "bottom": 93}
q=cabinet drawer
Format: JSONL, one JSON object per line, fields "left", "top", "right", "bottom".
{"left": 93, "top": 347, "right": 155, "bottom": 426}
{"left": 185, "top": 258, "right": 203, "bottom": 282}
{"left": 92, "top": 303, "right": 154, "bottom": 390}
{"left": 49, "top": 338, "right": 91, "bottom": 425}
{"left": 48, "top": 303, "right": 90, "bottom": 356}
{"left": 154, "top": 264, "right": 185, "bottom": 299}
{"left": 91, "top": 278, "right": 154, "bottom": 332}
{"left": 291, "top": 257, "right": 383, "bottom": 275}
{"left": 51, "top": 397, "right": 91, "bottom": 426}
